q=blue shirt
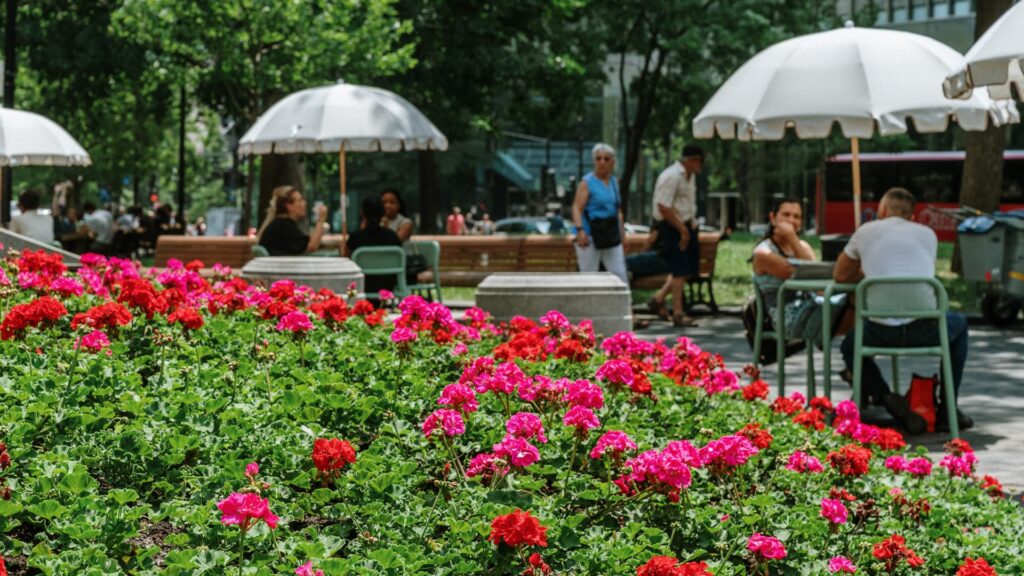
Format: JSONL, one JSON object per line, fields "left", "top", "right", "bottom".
{"left": 581, "top": 171, "right": 619, "bottom": 235}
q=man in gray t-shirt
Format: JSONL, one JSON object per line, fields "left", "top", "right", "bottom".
{"left": 834, "top": 187, "right": 971, "bottom": 434}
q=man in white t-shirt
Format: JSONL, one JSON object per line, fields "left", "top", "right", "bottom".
{"left": 652, "top": 144, "right": 703, "bottom": 327}
{"left": 9, "top": 190, "right": 55, "bottom": 244}
{"left": 834, "top": 187, "right": 971, "bottom": 433}
{"left": 82, "top": 201, "right": 116, "bottom": 253}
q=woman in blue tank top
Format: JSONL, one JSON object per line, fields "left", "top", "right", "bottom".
{"left": 571, "top": 143, "right": 627, "bottom": 283}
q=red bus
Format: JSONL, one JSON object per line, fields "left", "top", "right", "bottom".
{"left": 817, "top": 151, "right": 1024, "bottom": 241}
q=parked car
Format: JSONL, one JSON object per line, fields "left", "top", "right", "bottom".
{"left": 494, "top": 217, "right": 571, "bottom": 235}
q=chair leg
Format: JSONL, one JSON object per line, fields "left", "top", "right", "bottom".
{"left": 939, "top": 321, "right": 959, "bottom": 439}
{"left": 891, "top": 357, "right": 900, "bottom": 395}
{"left": 708, "top": 279, "right": 718, "bottom": 314}
{"left": 852, "top": 317, "right": 864, "bottom": 407}
{"left": 806, "top": 345, "right": 816, "bottom": 401}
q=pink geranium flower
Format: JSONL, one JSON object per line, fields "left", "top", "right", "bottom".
{"left": 74, "top": 329, "right": 112, "bottom": 355}
{"left": 295, "top": 561, "right": 325, "bottom": 576}
{"left": 216, "top": 492, "right": 279, "bottom": 532}
{"left": 391, "top": 327, "right": 417, "bottom": 343}
{"left": 506, "top": 412, "right": 548, "bottom": 443}
{"left": 422, "top": 409, "right": 466, "bottom": 438}
{"left": 700, "top": 435, "right": 758, "bottom": 469}
{"left": 492, "top": 435, "right": 540, "bottom": 468}
{"left": 907, "top": 457, "right": 932, "bottom": 477}
{"left": 828, "top": 556, "right": 857, "bottom": 573}
{"left": 437, "top": 383, "right": 478, "bottom": 413}
{"left": 785, "top": 451, "right": 824, "bottom": 473}
{"left": 564, "top": 379, "right": 604, "bottom": 409}
{"left": 563, "top": 405, "right": 600, "bottom": 434}
{"left": 244, "top": 462, "right": 260, "bottom": 478}
{"left": 589, "top": 430, "right": 637, "bottom": 460}
{"left": 595, "top": 358, "right": 633, "bottom": 387}
{"left": 276, "top": 310, "right": 313, "bottom": 333}
{"left": 820, "top": 498, "right": 848, "bottom": 525}
{"left": 747, "top": 532, "right": 786, "bottom": 560}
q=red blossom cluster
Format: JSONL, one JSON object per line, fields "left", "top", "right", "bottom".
{"left": 957, "top": 557, "right": 998, "bottom": 576}
{"left": 0, "top": 442, "right": 11, "bottom": 500}
{"left": 0, "top": 296, "right": 67, "bottom": 340}
{"left": 741, "top": 379, "right": 769, "bottom": 401}
{"left": 489, "top": 509, "right": 548, "bottom": 548}
{"left": 16, "top": 249, "right": 67, "bottom": 279}
{"left": 167, "top": 306, "right": 204, "bottom": 331}
{"left": 71, "top": 302, "right": 133, "bottom": 332}
{"left": 872, "top": 534, "right": 925, "bottom": 572}
{"left": 736, "top": 423, "right": 773, "bottom": 450}
{"left": 827, "top": 444, "right": 873, "bottom": 477}
{"left": 636, "top": 556, "right": 712, "bottom": 576}
{"left": 309, "top": 296, "right": 350, "bottom": 327}
{"left": 311, "top": 438, "right": 357, "bottom": 484}
{"left": 117, "top": 278, "right": 169, "bottom": 319}
{"left": 492, "top": 312, "right": 594, "bottom": 363}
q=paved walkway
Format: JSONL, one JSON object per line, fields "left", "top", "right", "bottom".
{"left": 634, "top": 309, "right": 1024, "bottom": 491}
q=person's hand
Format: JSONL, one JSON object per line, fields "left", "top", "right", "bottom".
{"left": 775, "top": 220, "right": 798, "bottom": 242}
{"left": 576, "top": 228, "right": 589, "bottom": 247}
{"left": 315, "top": 204, "right": 328, "bottom": 222}
{"left": 677, "top": 227, "right": 690, "bottom": 250}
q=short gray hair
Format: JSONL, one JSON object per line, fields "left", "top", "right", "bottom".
{"left": 592, "top": 143, "right": 615, "bottom": 159}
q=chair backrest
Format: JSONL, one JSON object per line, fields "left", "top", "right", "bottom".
{"left": 251, "top": 244, "right": 270, "bottom": 258}
{"left": 855, "top": 276, "right": 947, "bottom": 322}
{"left": 352, "top": 246, "right": 408, "bottom": 294}
{"left": 410, "top": 240, "right": 441, "bottom": 276}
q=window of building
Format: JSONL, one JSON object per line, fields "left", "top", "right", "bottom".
{"left": 952, "top": 0, "right": 973, "bottom": 16}
{"left": 911, "top": 0, "right": 928, "bottom": 19}
{"left": 875, "top": 0, "right": 891, "bottom": 24}
{"left": 892, "top": 0, "right": 909, "bottom": 22}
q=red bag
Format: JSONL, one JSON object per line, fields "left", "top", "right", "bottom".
{"left": 907, "top": 373, "right": 938, "bottom": 433}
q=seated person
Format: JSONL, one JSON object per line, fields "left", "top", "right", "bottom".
{"left": 82, "top": 202, "right": 116, "bottom": 254}
{"left": 626, "top": 226, "right": 673, "bottom": 319}
{"left": 380, "top": 188, "right": 423, "bottom": 284}
{"left": 835, "top": 187, "right": 972, "bottom": 433}
{"left": 751, "top": 197, "right": 837, "bottom": 343}
{"left": 258, "top": 186, "right": 328, "bottom": 256}
{"left": 345, "top": 197, "right": 402, "bottom": 294}
{"left": 10, "top": 189, "right": 55, "bottom": 244}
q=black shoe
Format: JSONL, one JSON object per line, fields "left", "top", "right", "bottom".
{"left": 936, "top": 408, "right": 974, "bottom": 432}
{"left": 884, "top": 393, "right": 927, "bottom": 435}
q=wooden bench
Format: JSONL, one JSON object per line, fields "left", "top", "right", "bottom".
{"left": 154, "top": 236, "right": 257, "bottom": 268}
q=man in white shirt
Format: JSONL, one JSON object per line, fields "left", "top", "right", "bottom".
{"left": 82, "top": 201, "right": 116, "bottom": 253}
{"left": 834, "top": 187, "right": 971, "bottom": 433}
{"left": 652, "top": 144, "right": 704, "bottom": 327}
{"left": 9, "top": 190, "right": 55, "bottom": 244}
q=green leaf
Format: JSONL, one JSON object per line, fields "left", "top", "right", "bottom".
{"left": 29, "top": 499, "right": 67, "bottom": 520}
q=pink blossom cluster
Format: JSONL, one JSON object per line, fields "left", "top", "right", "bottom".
{"left": 700, "top": 369, "right": 740, "bottom": 396}
{"left": 590, "top": 430, "right": 637, "bottom": 460}
{"left": 885, "top": 455, "right": 933, "bottom": 477}
{"left": 506, "top": 412, "right": 548, "bottom": 444}
{"left": 539, "top": 310, "right": 571, "bottom": 332}
{"left": 492, "top": 435, "right": 540, "bottom": 468}
{"left": 216, "top": 492, "right": 279, "bottom": 532}
{"left": 785, "top": 451, "right": 824, "bottom": 474}
{"left": 390, "top": 326, "right": 417, "bottom": 343}
{"left": 600, "top": 330, "right": 659, "bottom": 360}
{"left": 276, "top": 310, "right": 314, "bottom": 333}
{"left": 563, "top": 405, "right": 600, "bottom": 435}
{"left": 518, "top": 375, "right": 567, "bottom": 403}
{"left": 563, "top": 379, "right": 604, "bottom": 409}
{"left": 828, "top": 556, "right": 857, "bottom": 573}
{"left": 747, "top": 532, "right": 787, "bottom": 560}
{"left": 74, "top": 329, "right": 112, "bottom": 355}
{"left": 49, "top": 277, "right": 85, "bottom": 297}
{"left": 617, "top": 440, "right": 702, "bottom": 500}
{"left": 421, "top": 408, "right": 466, "bottom": 438}
{"left": 939, "top": 452, "right": 978, "bottom": 478}
{"left": 459, "top": 357, "right": 527, "bottom": 395}
{"left": 820, "top": 498, "right": 848, "bottom": 525}
{"left": 437, "top": 383, "right": 479, "bottom": 414}
{"left": 699, "top": 435, "right": 759, "bottom": 469}
{"left": 295, "top": 561, "right": 325, "bottom": 576}
{"left": 595, "top": 359, "right": 634, "bottom": 387}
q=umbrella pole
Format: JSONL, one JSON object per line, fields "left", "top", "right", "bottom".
{"left": 851, "top": 137, "right": 862, "bottom": 229}
{"left": 339, "top": 148, "right": 347, "bottom": 253}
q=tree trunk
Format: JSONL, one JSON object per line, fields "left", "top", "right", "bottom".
{"left": 954, "top": 0, "right": 1012, "bottom": 272}
{"left": 418, "top": 150, "right": 439, "bottom": 234}
{"left": 258, "top": 154, "right": 305, "bottom": 227}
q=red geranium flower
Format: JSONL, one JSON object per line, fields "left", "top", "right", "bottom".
{"left": 737, "top": 423, "right": 773, "bottom": 450}
{"left": 827, "top": 444, "right": 873, "bottom": 476}
{"left": 872, "top": 534, "right": 925, "bottom": 572}
{"left": 636, "top": 556, "right": 712, "bottom": 576}
{"left": 957, "top": 557, "right": 998, "bottom": 576}
{"left": 311, "top": 437, "right": 357, "bottom": 482}
{"left": 741, "top": 379, "right": 769, "bottom": 401}
{"left": 489, "top": 509, "right": 548, "bottom": 548}
{"left": 168, "top": 306, "right": 204, "bottom": 330}
{"left": 0, "top": 296, "right": 68, "bottom": 340}
{"left": 71, "top": 302, "right": 133, "bottom": 332}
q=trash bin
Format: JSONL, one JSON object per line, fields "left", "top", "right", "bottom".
{"left": 998, "top": 214, "right": 1024, "bottom": 297}
{"left": 957, "top": 216, "right": 1006, "bottom": 283}
{"left": 820, "top": 234, "right": 851, "bottom": 262}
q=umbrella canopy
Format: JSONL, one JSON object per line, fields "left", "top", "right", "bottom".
{"left": 238, "top": 82, "right": 448, "bottom": 155}
{"left": 0, "top": 107, "right": 91, "bottom": 167}
{"left": 943, "top": 2, "right": 1024, "bottom": 100}
{"left": 693, "top": 24, "right": 1018, "bottom": 228}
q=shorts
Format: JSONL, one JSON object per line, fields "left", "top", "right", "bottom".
{"left": 657, "top": 221, "right": 699, "bottom": 278}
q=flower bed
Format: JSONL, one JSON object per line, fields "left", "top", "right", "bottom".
{"left": 0, "top": 249, "right": 1022, "bottom": 575}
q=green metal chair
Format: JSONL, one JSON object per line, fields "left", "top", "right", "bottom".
{"left": 352, "top": 246, "right": 408, "bottom": 300}
{"left": 852, "top": 276, "right": 959, "bottom": 438}
{"left": 406, "top": 240, "right": 443, "bottom": 303}
{"left": 752, "top": 279, "right": 818, "bottom": 399}
{"left": 251, "top": 244, "right": 270, "bottom": 258}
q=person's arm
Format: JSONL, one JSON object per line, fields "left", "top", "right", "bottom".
{"left": 571, "top": 180, "right": 590, "bottom": 247}
{"left": 396, "top": 220, "right": 414, "bottom": 242}
{"left": 305, "top": 205, "right": 328, "bottom": 253}
{"left": 833, "top": 251, "right": 863, "bottom": 283}
{"left": 752, "top": 246, "right": 795, "bottom": 279}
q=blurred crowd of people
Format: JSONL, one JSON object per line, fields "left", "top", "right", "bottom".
{"left": 7, "top": 182, "right": 197, "bottom": 257}
{"left": 446, "top": 203, "right": 494, "bottom": 235}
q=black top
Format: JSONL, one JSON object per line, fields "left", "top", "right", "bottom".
{"left": 348, "top": 226, "right": 402, "bottom": 293}
{"left": 260, "top": 218, "right": 309, "bottom": 256}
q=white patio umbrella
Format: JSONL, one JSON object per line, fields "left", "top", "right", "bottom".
{"left": 0, "top": 107, "right": 91, "bottom": 224}
{"left": 238, "top": 82, "right": 448, "bottom": 239}
{"left": 693, "top": 23, "right": 1018, "bottom": 227}
{"left": 943, "top": 2, "right": 1024, "bottom": 100}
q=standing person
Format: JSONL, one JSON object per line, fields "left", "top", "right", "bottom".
{"left": 258, "top": 186, "right": 328, "bottom": 256}
{"left": 571, "top": 143, "right": 627, "bottom": 284}
{"left": 446, "top": 206, "right": 467, "bottom": 235}
{"left": 81, "top": 201, "right": 116, "bottom": 254}
{"left": 652, "top": 144, "right": 704, "bottom": 327}
{"left": 479, "top": 213, "right": 495, "bottom": 235}
{"left": 10, "top": 190, "right": 54, "bottom": 244}
{"left": 834, "top": 187, "right": 972, "bottom": 433}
